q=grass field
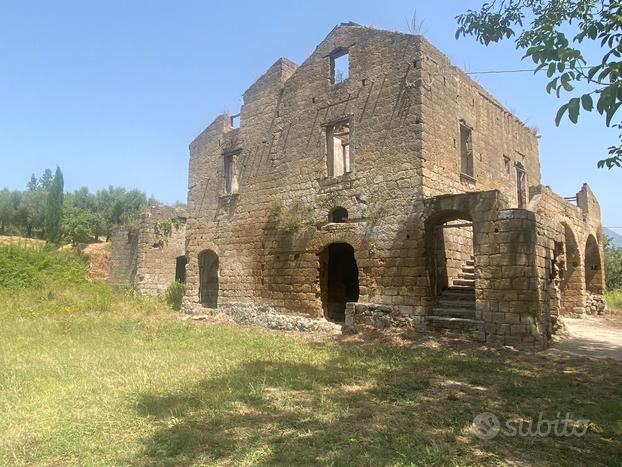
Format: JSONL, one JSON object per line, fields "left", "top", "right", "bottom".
{"left": 607, "top": 289, "right": 622, "bottom": 313}
{"left": 1, "top": 245, "right": 622, "bottom": 466}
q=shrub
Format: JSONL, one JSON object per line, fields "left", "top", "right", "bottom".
{"left": 164, "top": 281, "right": 186, "bottom": 311}
{"left": 0, "top": 243, "right": 86, "bottom": 289}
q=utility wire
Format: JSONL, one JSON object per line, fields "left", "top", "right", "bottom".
{"left": 466, "top": 65, "right": 595, "bottom": 75}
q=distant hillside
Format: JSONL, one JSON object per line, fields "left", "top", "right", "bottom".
{"left": 604, "top": 227, "right": 622, "bottom": 247}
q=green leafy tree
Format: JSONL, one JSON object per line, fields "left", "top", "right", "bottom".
{"left": 39, "top": 168, "right": 54, "bottom": 189}
{"left": 62, "top": 205, "right": 96, "bottom": 245}
{"left": 0, "top": 189, "right": 15, "bottom": 235}
{"left": 456, "top": 0, "right": 622, "bottom": 168}
{"left": 45, "top": 166, "right": 64, "bottom": 244}
{"left": 604, "top": 235, "right": 622, "bottom": 289}
{"left": 26, "top": 174, "right": 38, "bottom": 191}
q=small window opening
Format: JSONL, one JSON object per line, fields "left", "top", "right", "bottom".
{"left": 329, "top": 207, "right": 348, "bottom": 223}
{"left": 330, "top": 49, "right": 349, "bottom": 84}
{"left": 230, "top": 113, "right": 240, "bottom": 128}
{"left": 459, "top": 122, "right": 474, "bottom": 177}
{"left": 224, "top": 151, "right": 239, "bottom": 194}
{"left": 503, "top": 155, "right": 511, "bottom": 175}
{"left": 326, "top": 119, "right": 351, "bottom": 177}
{"left": 175, "top": 256, "right": 187, "bottom": 283}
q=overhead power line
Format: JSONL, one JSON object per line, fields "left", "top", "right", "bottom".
{"left": 466, "top": 65, "right": 595, "bottom": 75}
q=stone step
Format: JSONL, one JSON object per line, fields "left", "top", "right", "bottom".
{"left": 441, "top": 288, "right": 475, "bottom": 299}
{"left": 425, "top": 316, "right": 484, "bottom": 333}
{"left": 432, "top": 307, "right": 476, "bottom": 319}
{"left": 453, "top": 278, "right": 475, "bottom": 287}
{"left": 458, "top": 272, "right": 475, "bottom": 280}
{"left": 466, "top": 260, "right": 475, "bottom": 266}
{"left": 461, "top": 266, "right": 475, "bottom": 273}
{"left": 436, "top": 298, "right": 476, "bottom": 309}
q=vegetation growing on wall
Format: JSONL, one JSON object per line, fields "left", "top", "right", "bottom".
{"left": 269, "top": 200, "right": 315, "bottom": 234}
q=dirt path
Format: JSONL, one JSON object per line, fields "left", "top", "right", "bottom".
{"left": 549, "top": 316, "right": 622, "bottom": 361}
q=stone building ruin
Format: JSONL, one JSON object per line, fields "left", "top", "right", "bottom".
{"left": 110, "top": 205, "right": 187, "bottom": 296}
{"left": 113, "top": 23, "right": 606, "bottom": 348}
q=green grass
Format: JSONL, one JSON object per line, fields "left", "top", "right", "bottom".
{"left": 1, "top": 246, "right": 622, "bottom": 466}
{"left": 606, "top": 289, "right": 622, "bottom": 313}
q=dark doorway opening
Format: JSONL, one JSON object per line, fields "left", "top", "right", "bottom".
{"left": 320, "top": 243, "right": 359, "bottom": 322}
{"left": 175, "top": 256, "right": 187, "bottom": 283}
{"left": 199, "top": 250, "right": 219, "bottom": 308}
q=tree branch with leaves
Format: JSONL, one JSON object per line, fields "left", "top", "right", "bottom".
{"left": 457, "top": 0, "right": 622, "bottom": 168}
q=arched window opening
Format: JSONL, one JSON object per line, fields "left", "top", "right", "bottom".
{"left": 585, "top": 235, "right": 604, "bottom": 294}
{"left": 329, "top": 207, "right": 348, "bottom": 223}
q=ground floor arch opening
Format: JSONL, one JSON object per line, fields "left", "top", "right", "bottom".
{"left": 585, "top": 235, "right": 604, "bottom": 294}
{"left": 559, "top": 223, "right": 583, "bottom": 313}
{"left": 319, "top": 242, "right": 359, "bottom": 323}
{"left": 198, "top": 250, "right": 219, "bottom": 308}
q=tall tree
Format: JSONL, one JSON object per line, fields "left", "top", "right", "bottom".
{"left": 45, "top": 166, "right": 64, "bottom": 244}
{"left": 456, "top": 0, "right": 622, "bottom": 168}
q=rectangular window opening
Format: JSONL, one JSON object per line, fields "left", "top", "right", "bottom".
{"left": 230, "top": 113, "right": 240, "bottom": 128}
{"left": 327, "top": 119, "right": 351, "bottom": 177}
{"left": 330, "top": 50, "right": 349, "bottom": 84}
{"left": 459, "top": 122, "right": 474, "bottom": 177}
{"left": 516, "top": 164, "right": 527, "bottom": 208}
{"left": 224, "top": 151, "right": 239, "bottom": 194}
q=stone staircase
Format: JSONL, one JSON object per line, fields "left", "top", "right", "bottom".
{"left": 425, "top": 257, "right": 484, "bottom": 339}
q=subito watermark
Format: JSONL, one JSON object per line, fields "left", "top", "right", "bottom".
{"left": 472, "top": 412, "right": 590, "bottom": 440}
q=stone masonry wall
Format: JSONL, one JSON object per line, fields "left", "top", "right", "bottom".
{"left": 109, "top": 226, "right": 138, "bottom": 286}
{"left": 135, "top": 205, "right": 187, "bottom": 296}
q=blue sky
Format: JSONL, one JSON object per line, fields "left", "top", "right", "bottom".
{"left": 0, "top": 0, "right": 620, "bottom": 229}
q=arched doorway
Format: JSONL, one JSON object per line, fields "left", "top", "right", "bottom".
{"left": 319, "top": 243, "right": 359, "bottom": 322}
{"left": 198, "top": 250, "right": 219, "bottom": 308}
{"left": 584, "top": 235, "right": 604, "bottom": 294}
{"left": 559, "top": 224, "right": 583, "bottom": 313}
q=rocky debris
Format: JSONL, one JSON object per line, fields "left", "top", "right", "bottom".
{"left": 345, "top": 303, "right": 417, "bottom": 333}
{"left": 182, "top": 299, "right": 339, "bottom": 333}
{"left": 586, "top": 292, "right": 607, "bottom": 315}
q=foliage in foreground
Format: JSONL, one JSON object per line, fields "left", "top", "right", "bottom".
{"left": 0, "top": 243, "right": 86, "bottom": 289}
{"left": 457, "top": 0, "right": 622, "bottom": 168}
{"left": 165, "top": 280, "right": 186, "bottom": 311}
{"left": 606, "top": 288, "right": 622, "bottom": 312}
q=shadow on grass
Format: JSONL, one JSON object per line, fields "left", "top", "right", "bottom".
{"left": 129, "top": 341, "right": 622, "bottom": 466}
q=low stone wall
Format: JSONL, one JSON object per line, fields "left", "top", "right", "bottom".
{"left": 344, "top": 302, "right": 418, "bottom": 332}
{"left": 586, "top": 292, "right": 607, "bottom": 315}
{"left": 181, "top": 298, "right": 338, "bottom": 332}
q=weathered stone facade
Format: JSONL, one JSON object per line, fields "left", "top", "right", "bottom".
{"left": 179, "top": 23, "right": 605, "bottom": 347}
{"left": 109, "top": 205, "right": 187, "bottom": 296}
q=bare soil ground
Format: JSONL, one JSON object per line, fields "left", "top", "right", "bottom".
{"left": 549, "top": 315, "right": 622, "bottom": 361}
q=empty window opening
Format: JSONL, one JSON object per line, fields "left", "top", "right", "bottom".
{"left": 431, "top": 219, "right": 474, "bottom": 297}
{"left": 329, "top": 207, "right": 348, "bottom": 223}
{"left": 224, "top": 151, "right": 239, "bottom": 194}
{"left": 585, "top": 235, "right": 604, "bottom": 294}
{"left": 330, "top": 49, "right": 349, "bottom": 84}
{"left": 175, "top": 256, "right": 187, "bottom": 283}
{"left": 198, "top": 250, "right": 219, "bottom": 308}
{"left": 516, "top": 163, "right": 527, "bottom": 208}
{"left": 503, "top": 155, "right": 511, "bottom": 175}
{"left": 319, "top": 243, "right": 359, "bottom": 322}
{"left": 327, "top": 119, "right": 351, "bottom": 177}
{"left": 230, "top": 113, "right": 240, "bottom": 128}
{"left": 459, "top": 122, "right": 474, "bottom": 177}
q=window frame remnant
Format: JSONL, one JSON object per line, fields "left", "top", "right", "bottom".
{"left": 330, "top": 48, "right": 349, "bottom": 85}
{"left": 326, "top": 118, "right": 351, "bottom": 178}
{"left": 459, "top": 121, "right": 474, "bottom": 178}
{"left": 223, "top": 149, "right": 241, "bottom": 195}
{"left": 503, "top": 155, "right": 511, "bottom": 175}
{"left": 515, "top": 162, "right": 527, "bottom": 208}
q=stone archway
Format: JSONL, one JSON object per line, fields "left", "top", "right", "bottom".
{"left": 319, "top": 242, "right": 359, "bottom": 322}
{"left": 198, "top": 250, "right": 219, "bottom": 308}
{"left": 559, "top": 223, "right": 584, "bottom": 314}
{"left": 585, "top": 234, "right": 604, "bottom": 294}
